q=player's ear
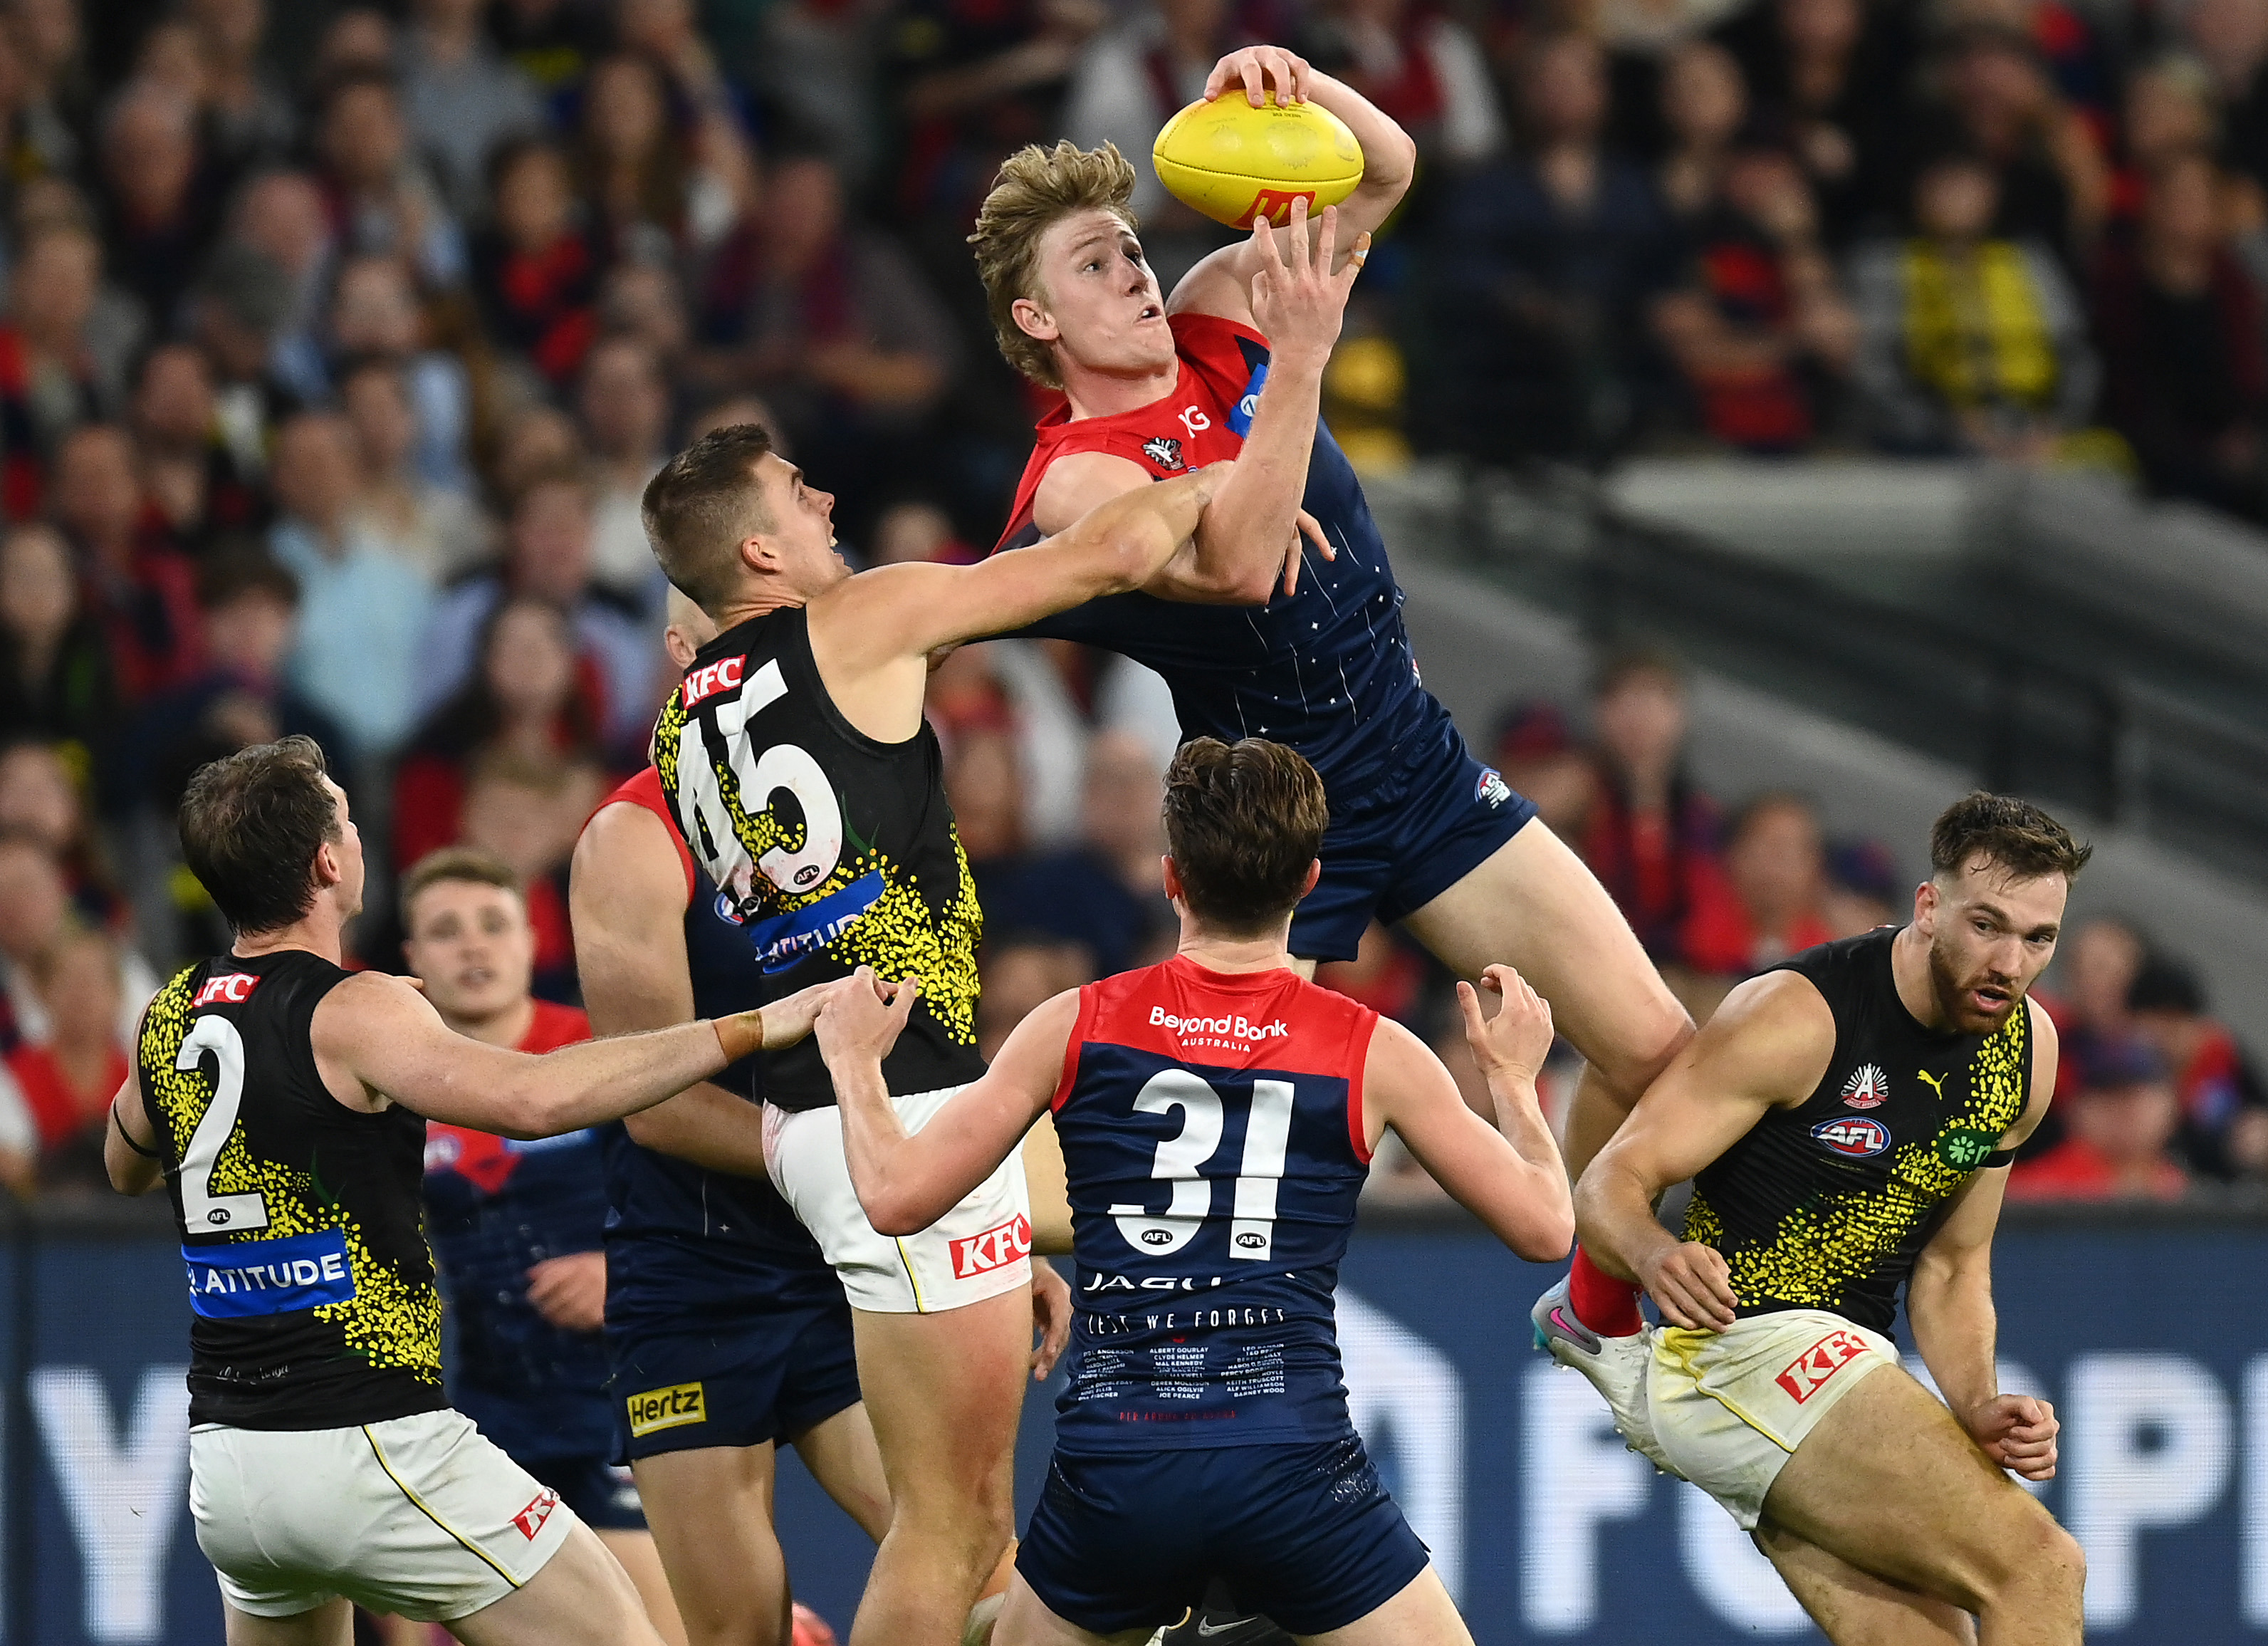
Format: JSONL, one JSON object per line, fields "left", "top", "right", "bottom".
{"left": 1011, "top": 294, "right": 1060, "bottom": 345}
{"left": 1159, "top": 854, "right": 1184, "bottom": 903}
{"left": 737, "top": 531, "right": 781, "bottom": 575}
{"left": 1913, "top": 879, "right": 1940, "bottom": 931}
{"left": 1299, "top": 859, "right": 1321, "bottom": 900}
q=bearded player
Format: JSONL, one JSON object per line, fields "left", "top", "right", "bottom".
{"left": 1564, "top": 793, "right": 2088, "bottom": 1644}
{"left": 971, "top": 46, "right": 1690, "bottom": 1212}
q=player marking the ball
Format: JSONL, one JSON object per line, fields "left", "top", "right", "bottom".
{"left": 1565, "top": 793, "right": 2089, "bottom": 1645}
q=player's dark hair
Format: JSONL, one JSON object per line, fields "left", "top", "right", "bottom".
{"left": 1928, "top": 791, "right": 2091, "bottom": 885}
{"left": 642, "top": 423, "right": 776, "bottom": 615}
{"left": 177, "top": 736, "right": 343, "bottom": 936}
{"left": 399, "top": 845, "right": 522, "bottom": 932}
{"left": 968, "top": 140, "right": 1139, "bottom": 390}
{"left": 1162, "top": 737, "right": 1328, "bottom": 937}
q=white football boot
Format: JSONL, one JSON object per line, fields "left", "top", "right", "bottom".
{"left": 1530, "top": 1274, "right": 1676, "bottom": 1474}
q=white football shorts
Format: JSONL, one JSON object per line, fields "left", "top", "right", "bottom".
{"left": 764, "top": 1084, "right": 1033, "bottom": 1313}
{"left": 189, "top": 1407, "right": 578, "bottom": 1621}
{"left": 1649, "top": 1310, "right": 1900, "bottom": 1529}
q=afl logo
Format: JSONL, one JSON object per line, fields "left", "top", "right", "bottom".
{"left": 1141, "top": 1228, "right": 1173, "bottom": 1246}
{"left": 1235, "top": 1231, "right": 1264, "bottom": 1249}
{"left": 793, "top": 864, "right": 822, "bottom": 888}
{"left": 1841, "top": 1063, "right": 1891, "bottom": 1110}
{"left": 714, "top": 891, "right": 745, "bottom": 927}
{"left": 1812, "top": 1117, "right": 1891, "bottom": 1158}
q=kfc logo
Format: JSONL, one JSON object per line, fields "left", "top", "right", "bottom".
{"left": 682, "top": 655, "right": 747, "bottom": 708}
{"left": 511, "top": 1487, "right": 560, "bottom": 1540}
{"left": 1775, "top": 1330, "right": 1872, "bottom": 1403}
{"left": 950, "top": 1213, "right": 1033, "bottom": 1279}
{"left": 194, "top": 973, "right": 260, "bottom": 1007}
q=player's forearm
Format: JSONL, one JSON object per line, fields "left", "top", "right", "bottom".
{"left": 1481, "top": 1072, "right": 1576, "bottom": 1257}
{"left": 621, "top": 1080, "right": 772, "bottom": 1177}
{"left": 1908, "top": 1255, "right": 2002, "bottom": 1422}
{"left": 1182, "top": 363, "right": 1324, "bottom": 603}
{"left": 485, "top": 1016, "right": 756, "bottom": 1139}
{"left": 1302, "top": 71, "right": 1418, "bottom": 224}
{"left": 1059, "top": 465, "right": 1224, "bottom": 598}
{"left": 1573, "top": 1155, "right": 1681, "bottom": 1284}
{"left": 832, "top": 1056, "right": 952, "bottom": 1236}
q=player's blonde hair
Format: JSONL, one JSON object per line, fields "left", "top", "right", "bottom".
{"left": 968, "top": 141, "right": 1140, "bottom": 390}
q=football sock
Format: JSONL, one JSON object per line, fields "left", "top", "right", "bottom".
{"left": 1568, "top": 1244, "right": 1644, "bottom": 1337}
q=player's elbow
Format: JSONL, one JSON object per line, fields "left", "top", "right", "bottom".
{"left": 1515, "top": 1198, "right": 1577, "bottom": 1263}
{"left": 860, "top": 1184, "right": 933, "bottom": 1238}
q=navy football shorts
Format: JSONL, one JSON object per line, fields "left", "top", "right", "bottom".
{"left": 607, "top": 1296, "right": 861, "bottom": 1461}
{"left": 1017, "top": 1436, "right": 1431, "bottom": 1637}
{"left": 1289, "top": 705, "right": 1537, "bottom": 964}
{"left": 521, "top": 1454, "right": 648, "bottom": 1531}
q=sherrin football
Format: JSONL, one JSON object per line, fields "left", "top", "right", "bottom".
{"left": 1152, "top": 94, "right": 1364, "bottom": 229}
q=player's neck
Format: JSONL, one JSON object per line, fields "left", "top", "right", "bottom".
{"left": 1058, "top": 354, "right": 1179, "bottom": 422}
{"left": 441, "top": 995, "right": 537, "bottom": 1051}
{"left": 233, "top": 907, "right": 347, "bottom": 967}
{"left": 1888, "top": 923, "right": 1953, "bottom": 1031}
{"left": 1176, "top": 928, "right": 1296, "bottom": 976}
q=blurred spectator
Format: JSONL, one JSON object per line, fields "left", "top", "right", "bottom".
{"left": 471, "top": 137, "right": 601, "bottom": 387}
{"left": 184, "top": 0, "right": 295, "bottom": 172}
{"left": 414, "top": 469, "right": 652, "bottom": 751}
{"left": 229, "top": 169, "right": 337, "bottom": 406}
{"left": 393, "top": 595, "right": 605, "bottom": 872}
{"left": 1317, "top": 922, "right": 1430, "bottom": 1022}
{"left": 2041, "top": 913, "right": 2148, "bottom": 1155}
{"left": 1821, "top": 835, "right": 1900, "bottom": 937}
{"left": 0, "top": 221, "right": 106, "bottom": 515}
{"left": 98, "top": 80, "right": 218, "bottom": 329}
{"left": 0, "top": 925, "right": 125, "bottom": 1195}
{"left": 1714, "top": 0, "right": 1911, "bottom": 245}
{"left": 1653, "top": 142, "right": 1856, "bottom": 450}
{"left": 948, "top": 723, "right": 1026, "bottom": 866}
{"left": 1064, "top": 0, "right": 1241, "bottom": 224}
{"left": 0, "top": 833, "right": 155, "bottom": 1054}
{"left": 187, "top": 240, "right": 300, "bottom": 469}
{"left": 2127, "top": 954, "right": 2268, "bottom": 1179}
{"left": 488, "top": 0, "right": 612, "bottom": 95}
{"left": 1421, "top": 33, "right": 1679, "bottom": 462}
{"left": 266, "top": 410, "right": 435, "bottom": 761}
{"left": 0, "top": 735, "right": 122, "bottom": 928}
{"left": 576, "top": 334, "right": 671, "bottom": 604}
{"left": 52, "top": 422, "right": 202, "bottom": 702}
{"left": 131, "top": 341, "right": 268, "bottom": 546}
{"left": 313, "top": 6, "right": 395, "bottom": 81}
{"left": 1302, "top": 0, "right": 1503, "bottom": 165}
{"left": 0, "top": 521, "right": 115, "bottom": 751}
{"left": 338, "top": 355, "right": 486, "bottom": 582}
{"left": 456, "top": 752, "right": 602, "bottom": 998}
{"left": 2187, "top": 0, "right": 2268, "bottom": 195}
{"left": 130, "top": 551, "right": 351, "bottom": 812}
{"left": 2009, "top": 1036, "right": 2190, "bottom": 1202}
{"left": 757, "top": 0, "right": 896, "bottom": 192}
{"left": 1579, "top": 647, "right": 1734, "bottom": 974}
{"left": 1682, "top": 789, "right": 1833, "bottom": 974}
{"left": 870, "top": 499, "right": 973, "bottom": 564}
{"left": 694, "top": 151, "right": 956, "bottom": 531}
{"left": 398, "top": 0, "right": 545, "bottom": 219}
{"left": 598, "top": 259, "right": 689, "bottom": 373}
{"left": 1918, "top": 26, "right": 2108, "bottom": 254}
{"left": 1849, "top": 152, "right": 2098, "bottom": 459}
{"left": 574, "top": 50, "right": 741, "bottom": 260}
{"left": 2113, "top": 55, "right": 2221, "bottom": 224}
{"left": 11, "top": 0, "right": 90, "bottom": 183}
{"left": 976, "top": 931, "right": 1092, "bottom": 1061}
{"left": 488, "top": 402, "right": 585, "bottom": 500}
{"left": 329, "top": 254, "right": 474, "bottom": 493}
{"left": 1490, "top": 701, "right": 1597, "bottom": 839}
{"left": 1657, "top": 39, "right": 1747, "bottom": 221}
{"left": 2092, "top": 151, "right": 2268, "bottom": 518}
{"left": 313, "top": 68, "right": 465, "bottom": 288}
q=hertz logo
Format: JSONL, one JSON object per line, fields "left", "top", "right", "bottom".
{"left": 625, "top": 1381, "right": 706, "bottom": 1437}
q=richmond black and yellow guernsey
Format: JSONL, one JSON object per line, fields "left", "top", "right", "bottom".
{"left": 139, "top": 950, "right": 444, "bottom": 1429}
{"left": 654, "top": 605, "right": 986, "bottom": 1110}
{"left": 1685, "top": 927, "right": 2032, "bottom": 1334}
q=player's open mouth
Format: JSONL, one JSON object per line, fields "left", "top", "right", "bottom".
{"left": 1137, "top": 304, "right": 1162, "bottom": 321}
{"left": 1972, "top": 986, "right": 2010, "bottom": 1011}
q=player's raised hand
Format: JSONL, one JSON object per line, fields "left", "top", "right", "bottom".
{"left": 815, "top": 967, "right": 919, "bottom": 1067}
{"left": 1030, "top": 1260, "right": 1072, "bottom": 1380}
{"left": 1248, "top": 197, "right": 1369, "bottom": 369}
{"left": 1637, "top": 1240, "right": 1740, "bottom": 1332}
{"left": 758, "top": 969, "right": 893, "bottom": 1053}
{"left": 1275, "top": 508, "right": 1336, "bottom": 598}
{"left": 1207, "top": 43, "right": 1310, "bottom": 107}
{"left": 1967, "top": 1393, "right": 2060, "bottom": 1481}
{"left": 1458, "top": 964, "right": 1554, "bottom": 1085}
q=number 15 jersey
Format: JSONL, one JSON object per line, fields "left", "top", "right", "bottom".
{"left": 1052, "top": 956, "right": 1379, "bottom": 1454}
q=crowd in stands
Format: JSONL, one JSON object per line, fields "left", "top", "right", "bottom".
{"left": 0, "top": 0, "right": 2258, "bottom": 1205}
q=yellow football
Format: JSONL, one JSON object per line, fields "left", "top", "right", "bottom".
{"left": 1152, "top": 94, "right": 1364, "bottom": 229}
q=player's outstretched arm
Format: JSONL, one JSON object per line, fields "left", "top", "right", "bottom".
{"left": 1366, "top": 967, "right": 1572, "bottom": 1260}
{"left": 313, "top": 969, "right": 812, "bottom": 1139}
{"left": 815, "top": 968, "right": 1066, "bottom": 1236}
{"left": 1574, "top": 971, "right": 1836, "bottom": 1329}
{"left": 1167, "top": 46, "right": 1417, "bottom": 324}
{"left": 1907, "top": 999, "right": 2061, "bottom": 1481}
{"left": 571, "top": 800, "right": 773, "bottom": 1177}
{"left": 820, "top": 462, "right": 1229, "bottom": 673}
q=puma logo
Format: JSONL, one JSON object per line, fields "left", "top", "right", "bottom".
{"left": 1918, "top": 1071, "right": 1948, "bottom": 1100}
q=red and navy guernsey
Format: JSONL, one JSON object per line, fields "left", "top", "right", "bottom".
{"left": 1051, "top": 955, "right": 1379, "bottom": 1453}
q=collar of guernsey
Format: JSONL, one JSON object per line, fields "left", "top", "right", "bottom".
{"left": 995, "top": 312, "right": 1270, "bottom": 555}
{"left": 650, "top": 604, "right": 986, "bottom": 1110}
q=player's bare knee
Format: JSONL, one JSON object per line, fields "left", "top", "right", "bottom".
{"left": 1972, "top": 1503, "right": 2084, "bottom": 1608}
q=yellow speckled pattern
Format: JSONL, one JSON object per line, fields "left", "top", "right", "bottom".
{"left": 142, "top": 966, "right": 443, "bottom": 1388}
{"left": 1687, "top": 1004, "right": 2027, "bottom": 1320}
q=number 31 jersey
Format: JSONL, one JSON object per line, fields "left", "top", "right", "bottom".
{"left": 1052, "top": 956, "right": 1379, "bottom": 1453}
{"left": 137, "top": 949, "right": 444, "bottom": 1430}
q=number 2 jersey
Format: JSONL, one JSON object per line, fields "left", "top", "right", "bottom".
{"left": 137, "top": 949, "right": 444, "bottom": 1430}
{"left": 1052, "top": 955, "right": 1379, "bottom": 1453}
